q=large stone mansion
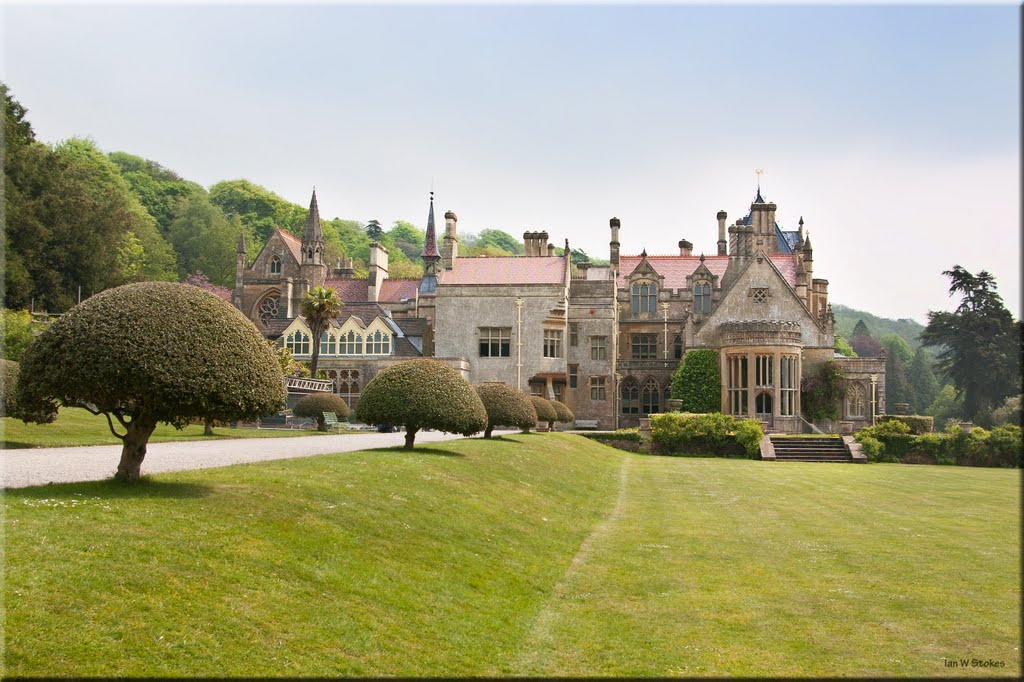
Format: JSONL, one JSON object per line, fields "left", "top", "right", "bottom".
{"left": 233, "top": 187, "right": 885, "bottom": 432}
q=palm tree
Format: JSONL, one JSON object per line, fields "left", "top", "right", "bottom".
{"left": 300, "top": 286, "right": 343, "bottom": 378}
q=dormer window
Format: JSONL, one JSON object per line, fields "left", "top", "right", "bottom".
{"left": 270, "top": 255, "right": 282, "bottom": 275}
{"left": 631, "top": 282, "right": 657, "bottom": 316}
{"left": 693, "top": 282, "right": 711, "bottom": 314}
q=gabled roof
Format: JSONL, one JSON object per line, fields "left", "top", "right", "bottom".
{"left": 616, "top": 253, "right": 798, "bottom": 289}
{"left": 323, "top": 278, "right": 421, "bottom": 304}
{"left": 275, "top": 228, "right": 303, "bottom": 263}
{"left": 442, "top": 256, "right": 566, "bottom": 285}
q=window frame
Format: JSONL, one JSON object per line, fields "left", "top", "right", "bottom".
{"left": 479, "top": 327, "right": 512, "bottom": 358}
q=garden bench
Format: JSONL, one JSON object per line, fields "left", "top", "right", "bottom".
{"left": 322, "top": 411, "right": 347, "bottom": 433}
{"left": 574, "top": 419, "right": 600, "bottom": 430}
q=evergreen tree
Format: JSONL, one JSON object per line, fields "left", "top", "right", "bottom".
{"left": 882, "top": 334, "right": 916, "bottom": 409}
{"left": 365, "top": 219, "right": 385, "bottom": 241}
{"left": 909, "top": 347, "right": 940, "bottom": 413}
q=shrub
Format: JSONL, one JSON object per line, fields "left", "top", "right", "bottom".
{"left": 293, "top": 393, "right": 350, "bottom": 431}
{"left": 2, "top": 359, "right": 19, "bottom": 418}
{"left": 857, "top": 435, "right": 883, "bottom": 461}
{"left": 529, "top": 396, "right": 557, "bottom": 424}
{"left": 987, "top": 424, "right": 1022, "bottom": 468}
{"left": 801, "top": 360, "right": 846, "bottom": 423}
{"left": 15, "top": 282, "right": 286, "bottom": 481}
{"left": 355, "top": 359, "right": 487, "bottom": 449}
{"left": 733, "top": 418, "right": 764, "bottom": 458}
{"left": 651, "top": 412, "right": 739, "bottom": 455}
{"left": 671, "top": 349, "right": 721, "bottom": 412}
{"left": 2, "top": 308, "right": 33, "bottom": 361}
{"left": 551, "top": 400, "right": 574, "bottom": 424}
{"left": 586, "top": 428, "right": 642, "bottom": 443}
{"left": 878, "top": 414, "right": 934, "bottom": 434}
{"left": 474, "top": 383, "right": 537, "bottom": 438}
{"left": 992, "top": 395, "right": 1021, "bottom": 427}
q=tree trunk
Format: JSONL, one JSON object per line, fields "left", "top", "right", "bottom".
{"left": 204, "top": 417, "right": 214, "bottom": 435}
{"left": 316, "top": 417, "right": 328, "bottom": 432}
{"left": 404, "top": 426, "right": 419, "bottom": 449}
{"left": 484, "top": 426, "right": 493, "bottom": 439}
{"left": 115, "top": 416, "right": 158, "bottom": 483}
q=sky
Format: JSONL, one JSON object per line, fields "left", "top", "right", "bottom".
{"left": 2, "top": 1, "right": 1019, "bottom": 323}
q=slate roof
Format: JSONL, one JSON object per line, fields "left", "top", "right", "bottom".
{"left": 276, "top": 228, "right": 303, "bottom": 262}
{"left": 323, "top": 278, "right": 421, "bottom": 303}
{"left": 617, "top": 254, "right": 798, "bottom": 289}
{"left": 776, "top": 227, "right": 801, "bottom": 254}
{"left": 442, "top": 256, "right": 566, "bottom": 285}
{"left": 394, "top": 317, "right": 428, "bottom": 337}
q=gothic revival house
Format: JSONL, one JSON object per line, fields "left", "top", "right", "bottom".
{"left": 235, "top": 186, "right": 884, "bottom": 431}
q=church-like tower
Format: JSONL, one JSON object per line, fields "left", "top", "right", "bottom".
{"left": 420, "top": 192, "right": 441, "bottom": 293}
{"left": 300, "top": 189, "right": 327, "bottom": 291}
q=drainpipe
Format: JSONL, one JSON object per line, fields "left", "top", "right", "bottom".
{"left": 516, "top": 297, "right": 524, "bottom": 391}
{"left": 870, "top": 374, "right": 878, "bottom": 426}
{"left": 661, "top": 302, "right": 670, "bottom": 359}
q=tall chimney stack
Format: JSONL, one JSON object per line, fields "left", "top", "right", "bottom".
{"left": 442, "top": 210, "right": 458, "bottom": 270}
{"left": 678, "top": 239, "right": 693, "bottom": 257}
{"left": 717, "top": 210, "right": 727, "bottom": 256}
{"left": 609, "top": 217, "right": 620, "bottom": 266}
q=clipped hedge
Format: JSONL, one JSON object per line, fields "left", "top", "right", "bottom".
{"left": 878, "top": 414, "right": 934, "bottom": 434}
{"left": 650, "top": 412, "right": 759, "bottom": 458}
{"left": 855, "top": 421, "right": 1021, "bottom": 468}
{"left": 474, "top": 383, "right": 537, "bottom": 438}
{"left": 356, "top": 359, "right": 487, "bottom": 448}
{"left": 551, "top": 400, "right": 574, "bottom": 424}
{"left": 671, "top": 349, "right": 721, "bottom": 413}
{"left": 529, "top": 396, "right": 557, "bottom": 423}
{"left": 293, "top": 393, "right": 350, "bottom": 431}
{"left": 584, "top": 428, "right": 642, "bottom": 443}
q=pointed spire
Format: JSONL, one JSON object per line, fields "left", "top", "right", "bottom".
{"left": 755, "top": 187, "right": 765, "bottom": 203}
{"left": 302, "top": 188, "right": 324, "bottom": 245}
{"left": 237, "top": 229, "right": 247, "bottom": 254}
{"left": 422, "top": 191, "right": 440, "bottom": 259}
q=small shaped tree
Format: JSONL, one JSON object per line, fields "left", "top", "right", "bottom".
{"left": 474, "top": 383, "right": 537, "bottom": 438}
{"left": 671, "top": 348, "right": 721, "bottom": 413}
{"left": 16, "top": 282, "right": 286, "bottom": 482}
{"left": 293, "top": 393, "right": 350, "bottom": 431}
{"left": 355, "top": 359, "right": 487, "bottom": 449}
{"left": 529, "top": 396, "right": 557, "bottom": 431}
{"left": 2, "top": 359, "right": 19, "bottom": 418}
{"left": 551, "top": 400, "right": 575, "bottom": 428}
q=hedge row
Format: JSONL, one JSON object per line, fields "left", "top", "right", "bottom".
{"left": 583, "top": 428, "right": 642, "bottom": 443}
{"left": 650, "top": 412, "right": 764, "bottom": 458}
{"left": 855, "top": 420, "right": 1021, "bottom": 468}
{"left": 877, "top": 414, "right": 934, "bottom": 434}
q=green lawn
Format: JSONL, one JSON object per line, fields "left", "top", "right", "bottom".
{"left": 3, "top": 435, "right": 1019, "bottom": 677}
{"left": 1, "top": 406, "right": 340, "bottom": 448}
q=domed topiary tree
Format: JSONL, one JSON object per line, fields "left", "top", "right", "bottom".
{"left": 551, "top": 400, "right": 574, "bottom": 429}
{"left": 355, "top": 359, "right": 487, "bottom": 449}
{"left": 293, "top": 392, "right": 350, "bottom": 431}
{"left": 671, "top": 348, "right": 722, "bottom": 413}
{"left": 529, "top": 395, "right": 557, "bottom": 431}
{"left": 2, "top": 359, "right": 20, "bottom": 418}
{"left": 16, "top": 282, "right": 286, "bottom": 482}
{"left": 474, "top": 383, "right": 537, "bottom": 438}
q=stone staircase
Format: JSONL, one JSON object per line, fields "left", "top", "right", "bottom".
{"left": 766, "top": 436, "right": 857, "bottom": 463}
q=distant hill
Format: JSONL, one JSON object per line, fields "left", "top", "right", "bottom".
{"left": 832, "top": 304, "right": 929, "bottom": 353}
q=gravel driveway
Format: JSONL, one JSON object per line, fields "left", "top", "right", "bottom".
{"left": 2, "top": 429, "right": 477, "bottom": 489}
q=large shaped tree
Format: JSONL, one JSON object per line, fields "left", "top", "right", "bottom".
{"left": 16, "top": 282, "right": 286, "bottom": 481}
{"left": 920, "top": 266, "right": 1021, "bottom": 421}
{"left": 300, "top": 286, "right": 342, "bottom": 377}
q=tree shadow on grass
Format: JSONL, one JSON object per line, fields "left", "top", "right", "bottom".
{"left": 7, "top": 477, "right": 215, "bottom": 500}
{"left": 375, "top": 446, "right": 464, "bottom": 457}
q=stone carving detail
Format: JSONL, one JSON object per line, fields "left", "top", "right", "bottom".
{"left": 258, "top": 296, "right": 279, "bottom": 328}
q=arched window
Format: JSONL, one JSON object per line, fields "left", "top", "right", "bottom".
{"left": 269, "top": 255, "right": 282, "bottom": 275}
{"left": 848, "top": 382, "right": 866, "bottom": 418}
{"left": 257, "top": 295, "right": 279, "bottom": 328}
{"left": 339, "top": 331, "right": 363, "bottom": 355}
{"left": 755, "top": 392, "right": 773, "bottom": 420}
{"left": 285, "top": 330, "right": 310, "bottom": 356}
{"left": 621, "top": 378, "right": 639, "bottom": 415}
{"left": 693, "top": 282, "right": 711, "bottom": 314}
{"left": 630, "top": 282, "right": 657, "bottom": 316}
{"left": 641, "top": 377, "right": 661, "bottom": 415}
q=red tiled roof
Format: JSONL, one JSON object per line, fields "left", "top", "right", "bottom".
{"left": 617, "top": 254, "right": 797, "bottom": 289}
{"left": 442, "top": 256, "right": 566, "bottom": 285}
{"left": 324, "top": 278, "right": 421, "bottom": 303}
{"left": 276, "top": 228, "right": 302, "bottom": 262}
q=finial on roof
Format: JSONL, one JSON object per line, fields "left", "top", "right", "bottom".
{"left": 422, "top": 189, "right": 440, "bottom": 259}
{"left": 798, "top": 216, "right": 804, "bottom": 226}
{"left": 755, "top": 168, "right": 764, "bottom": 203}
{"left": 699, "top": 253, "right": 705, "bottom": 263}
{"left": 236, "top": 228, "right": 247, "bottom": 254}
{"left": 641, "top": 248, "right": 647, "bottom": 259}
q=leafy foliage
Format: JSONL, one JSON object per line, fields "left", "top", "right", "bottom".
{"left": 16, "top": 282, "right": 286, "bottom": 480}
{"left": 300, "top": 287, "right": 342, "bottom": 377}
{"left": 208, "top": 179, "right": 306, "bottom": 243}
{"left": 832, "top": 304, "right": 928, "bottom": 353}
{"left": 649, "top": 412, "right": 751, "bottom": 457}
{"left": 551, "top": 400, "right": 575, "bottom": 424}
{"left": 670, "top": 349, "right": 721, "bottom": 412}
{"left": 923, "top": 384, "right": 963, "bottom": 425}
{"left": 108, "top": 151, "right": 204, "bottom": 235}
{"left": 184, "top": 272, "right": 232, "bottom": 301}
{"left": 920, "top": 266, "right": 1021, "bottom": 421}
{"left": 878, "top": 414, "right": 934, "bottom": 434}
{"left": 850, "top": 334, "right": 883, "bottom": 358}
{"left": 168, "top": 193, "right": 242, "bottom": 286}
{"left": 733, "top": 419, "right": 765, "bottom": 457}
{"left": 801, "top": 360, "right": 846, "bottom": 423}
{"left": 909, "top": 347, "right": 940, "bottom": 413}
{"left": 834, "top": 336, "right": 857, "bottom": 358}
{"left": 992, "top": 395, "right": 1021, "bottom": 427}
{"left": 2, "top": 308, "right": 33, "bottom": 361}
{"left": 529, "top": 396, "right": 557, "bottom": 423}
{"left": 2, "top": 359, "right": 19, "bottom": 418}
{"left": 882, "top": 334, "right": 915, "bottom": 409}
{"left": 355, "top": 359, "right": 487, "bottom": 448}
{"left": 293, "top": 393, "right": 350, "bottom": 431}
{"left": 474, "top": 383, "right": 537, "bottom": 438}
{"left": 856, "top": 420, "right": 1021, "bottom": 468}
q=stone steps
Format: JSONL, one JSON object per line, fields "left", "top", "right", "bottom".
{"left": 769, "top": 436, "right": 853, "bottom": 463}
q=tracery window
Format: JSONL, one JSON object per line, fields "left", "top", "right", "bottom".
{"left": 693, "top": 282, "right": 711, "bottom": 314}
{"left": 621, "top": 378, "right": 639, "bottom": 415}
{"left": 752, "top": 287, "right": 769, "bottom": 304}
{"left": 285, "top": 330, "right": 311, "bottom": 356}
{"left": 320, "top": 331, "right": 337, "bottom": 356}
{"left": 258, "top": 296, "right": 279, "bottom": 328}
{"left": 327, "top": 369, "right": 360, "bottom": 407}
{"left": 631, "top": 282, "right": 657, "bottom": 316}
{"left": 641, "top": 377, "right": 661, "bottom": 415}
{"left": 727, "top": 354, "right": 749, "bottom": 417}
{"left": 270, "top": 255, "right": 282, "bottom": 275}
{"left": 848, "top": 382, "right": 866, "bottom": 418}
{"left": 339, "top": 331, "right": 363, "bottom": 355}
{"left": 780, "top": 354, "right": 798, "bottom": 417}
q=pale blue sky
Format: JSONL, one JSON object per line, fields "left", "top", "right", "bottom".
{"left": 3, "top": 2, "right": 1019, "bottom": 322}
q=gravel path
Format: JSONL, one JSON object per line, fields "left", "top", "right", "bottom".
{"left": 2, "top": 430, "right": 477, "bottom": 489}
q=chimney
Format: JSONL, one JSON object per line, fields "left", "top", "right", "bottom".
{"left": 547, "top": 243, "right": 556, "bottom": 257}
{"left": 368, "top": 242, "right": 389, "bottom": 302}
{"left": 333, "top": 256, "right": 355, "bottom": 280}
{"left": 609, "top": 217, "right": 620, "bottom": 267}
{"left": 716, "top": 210, "right": 727, "bottom": 256}
{"left": 538, "top": 230, "right": 549, "bottom": 256}
{"left": 678, "top": 239, "right": 693, "bottom": 257}
{"left": 442, "top": 210, "right": 458, "bottom": 270}
{"left": 523, "top": 231, "right": 534, "bottom": 257}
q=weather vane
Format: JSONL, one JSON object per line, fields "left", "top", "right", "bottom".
{"left": 755, "top": 168, "right": 764, "bottom": 194}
